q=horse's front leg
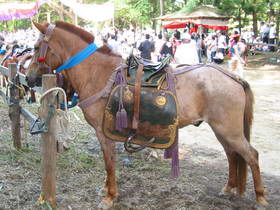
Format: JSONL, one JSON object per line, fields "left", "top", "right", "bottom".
{"left": 95, "top": 129, "right": 117, "bottom": 210}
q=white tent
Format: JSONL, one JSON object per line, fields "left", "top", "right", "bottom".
{"left": 60, "top": 0, "right": 114, "bottom": 22}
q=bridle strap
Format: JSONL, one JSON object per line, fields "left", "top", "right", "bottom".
{"left": 36, "top": 24, "right": 56, "bottom": 74}
{"left": 39, "top": 24, "right": 56, "bottom": 59}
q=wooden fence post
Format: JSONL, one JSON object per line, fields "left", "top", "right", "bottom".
{"left": 8, "top": 63, "right": 21, "bottom": 149}
{"left": 40, "top": 75, "right": 57, "bottom": 208}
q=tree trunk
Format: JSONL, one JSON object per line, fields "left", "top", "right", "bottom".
{"left": 151, "top": 0, "right": 157, "bottom": 31}
{"left": 160, "top": 0, "right": 164, "bottom": 16}
{"left": 252, "top": 9, "right": 258, "bottom": 37}
{"left": 276, "top": 9, "right": 280, "bottom": 43}
{"left": 238, "top": 7, "right": 242, "bottom": 34}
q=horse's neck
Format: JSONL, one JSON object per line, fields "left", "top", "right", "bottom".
{"left": 65, "top": 51, "right": 121, "bottom": 102}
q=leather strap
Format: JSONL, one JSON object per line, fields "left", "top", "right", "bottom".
{"left": 37, "top": 24, "right": 56, "bottom": 74}
{"left": 78, "top": 63, "right": 128, "bottom": 109}
{"left": 132, "top": 64, "right": 144, "bottom": 130}
{"left": 173, "top": 63, "right": 244, "bottom": 86}
{"left": 39, "top": 24, "right": 55, "bottom": 60}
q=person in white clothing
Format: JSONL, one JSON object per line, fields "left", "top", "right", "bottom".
{"left": 269, "top": 22, "right": 276, "bottom": 51}
{"left": 217, "top": 31, "right": 227, "bottom": 55}
{"left": 107, "top": 34, "right": 120, "bottom": 54}
{"left": 174, "top": 33, "right": 199, "bottom": 65}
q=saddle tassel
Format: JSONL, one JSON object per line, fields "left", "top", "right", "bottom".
{"left": 115, "top": 67, "right": 128, "bottom": 131}
{"left": 164, "top": 131, "right": 179, "bottom": 178}
{"left": 165, "top": 70, "right": 180, "bottom": 178}
{"left": 116, "top": 107, "right": 128, "bottom": 132}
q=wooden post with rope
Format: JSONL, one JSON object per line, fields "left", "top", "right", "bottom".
{"left": 40, "top": 74, "right": 57, "bottom": 208}
{"left": 8, "top": 63, "right": 21, "bottom": 149}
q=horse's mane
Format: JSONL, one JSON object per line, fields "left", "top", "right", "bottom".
{"left": 55, "top": 21, "right": 95, "bottom": 43}
{"left": 54, "top": 21, "right": 121, "bottom": 58}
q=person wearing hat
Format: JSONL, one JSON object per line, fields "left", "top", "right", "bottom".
{"left": 174, "top": 33, "right": 199, "bottom": 65}
{"left": 269, "top": 22, "right": 276, "bottom": 51}
{"left": 228, "top": 34, "right": 246, "bottom": 78}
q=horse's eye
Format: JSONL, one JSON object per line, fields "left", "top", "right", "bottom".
{"left": 34, "top": 47, "right": 39, "bottom": 51}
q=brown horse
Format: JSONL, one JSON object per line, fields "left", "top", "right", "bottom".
{"left": 26, "top": 21, "right": 268, "bottom": 209}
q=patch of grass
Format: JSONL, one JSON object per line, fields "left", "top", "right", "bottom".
{"left": 57, "top": 146, "right": 95, "bottom": 172}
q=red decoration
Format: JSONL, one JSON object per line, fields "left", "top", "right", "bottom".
{"left": 163, "top": 21, "right": 187, "bottom": 29}
{"left": 37, "top": 57, "right": 46, "bottom": 62}
{"left": 163, "top": 21, "right": 228, "bottom": 31}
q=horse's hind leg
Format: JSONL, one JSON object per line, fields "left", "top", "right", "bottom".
{"left": 211, "top": 124, "right": 267, "bottom": 206}
{"left": 213, "top": 132, "right": 239, "bottom": 195}
{"left": 95, "top": 129, "right": 117, "bottom": 210}
{"left": 223, "top": 150, "right": 238, "bottom": 195}
{"left": 234, "top": 140, "right": 267, "bottom": 206}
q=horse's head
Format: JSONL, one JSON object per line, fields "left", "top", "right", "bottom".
{"left": 26, "top": 22, "right": 62, "bottom": 87}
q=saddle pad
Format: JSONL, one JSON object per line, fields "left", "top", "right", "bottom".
{"left": 103, "top": 85, "right": 178, "bottom": 149}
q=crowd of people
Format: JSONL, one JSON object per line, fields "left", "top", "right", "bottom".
{"left": 0, "top": 22, "right": 279, "bottom": 79}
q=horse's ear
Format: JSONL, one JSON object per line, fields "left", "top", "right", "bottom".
{"left": 32, "top": 21, "right": 47, "bottom": 34}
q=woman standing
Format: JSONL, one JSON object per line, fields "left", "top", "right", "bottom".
{"left": 229, "top": 34, "right": 246, "bottom": 78}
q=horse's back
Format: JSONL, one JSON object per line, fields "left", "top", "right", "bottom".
{"left": 174, "top": 65, "right": 246, "bottom": 127}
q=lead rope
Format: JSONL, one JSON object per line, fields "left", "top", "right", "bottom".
{"left": 39, "top": 87, "right": 79, "bottom": 150}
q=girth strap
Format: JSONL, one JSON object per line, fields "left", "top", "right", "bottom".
{"left": 132, "top": 64, "right": 144, "bottom": 130}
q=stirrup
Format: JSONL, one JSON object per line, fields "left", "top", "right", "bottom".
{"left": 124, "top": 132, "right": 156, "bottom": 153}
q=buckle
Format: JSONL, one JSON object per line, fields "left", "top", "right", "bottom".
{"left": 43, "top": 36, "right": 50, "bottom": 42}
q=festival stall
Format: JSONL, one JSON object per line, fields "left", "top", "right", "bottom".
{"left": 155, "top": 6, "right": 231, "bottom": 31}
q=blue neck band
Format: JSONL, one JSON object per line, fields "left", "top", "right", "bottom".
{"left": 56, "top": 42, "right": 98, "bottom": 73}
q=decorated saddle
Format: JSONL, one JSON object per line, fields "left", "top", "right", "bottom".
{"left": 103, "top": 55, "right": 178, "bottom": 149}
{"left": 103, "top": 85, "right": 178, "bottom": 149}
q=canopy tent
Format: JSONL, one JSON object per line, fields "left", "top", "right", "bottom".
{"left": 60, "top": 0, "right": 114, "bottom": 22}
{"left": 157, "top": 5, "right": 231, "bottom": 31}
{"left": 0, "top": 0, "right": 48, "bottom": 21}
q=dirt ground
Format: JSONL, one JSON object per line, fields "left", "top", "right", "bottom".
{"left": 0, "top": 53, "right": 279, "bottom": 210}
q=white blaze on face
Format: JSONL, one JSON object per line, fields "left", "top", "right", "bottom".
{"left": 24, "top": 58, "right": 32, "bottom": 69}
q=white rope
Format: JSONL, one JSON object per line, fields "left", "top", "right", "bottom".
{"left": 0, "top": 75, "right": 3, "bottom": 88}
{"left": 39, "top": 87, "right": 78, "bottom": 149}
{"left": 39, "top": 87, "right": 68, "bottom": 112}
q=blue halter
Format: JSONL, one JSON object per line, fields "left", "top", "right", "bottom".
{"left": 55, "top": 42, "right": 99, "bottom": 73}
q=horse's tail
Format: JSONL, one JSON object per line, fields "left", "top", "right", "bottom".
{"left": 237, "top": 79, "right": 254, "bottom": 195}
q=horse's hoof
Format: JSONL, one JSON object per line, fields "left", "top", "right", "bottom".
{"left": 254, "top": 202, "right": 268, "bottom": 210}
{"left": 256, "top": 196, "right": 268, "bottom": 207}
{"left": 220, "top": 185, "right": 237, "bottom": 196}
{"left": 97, "top": 187, "right": 108, "bottom": 197}
{"left": 98, "top": 198, "right": 113, "bottom": 210}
